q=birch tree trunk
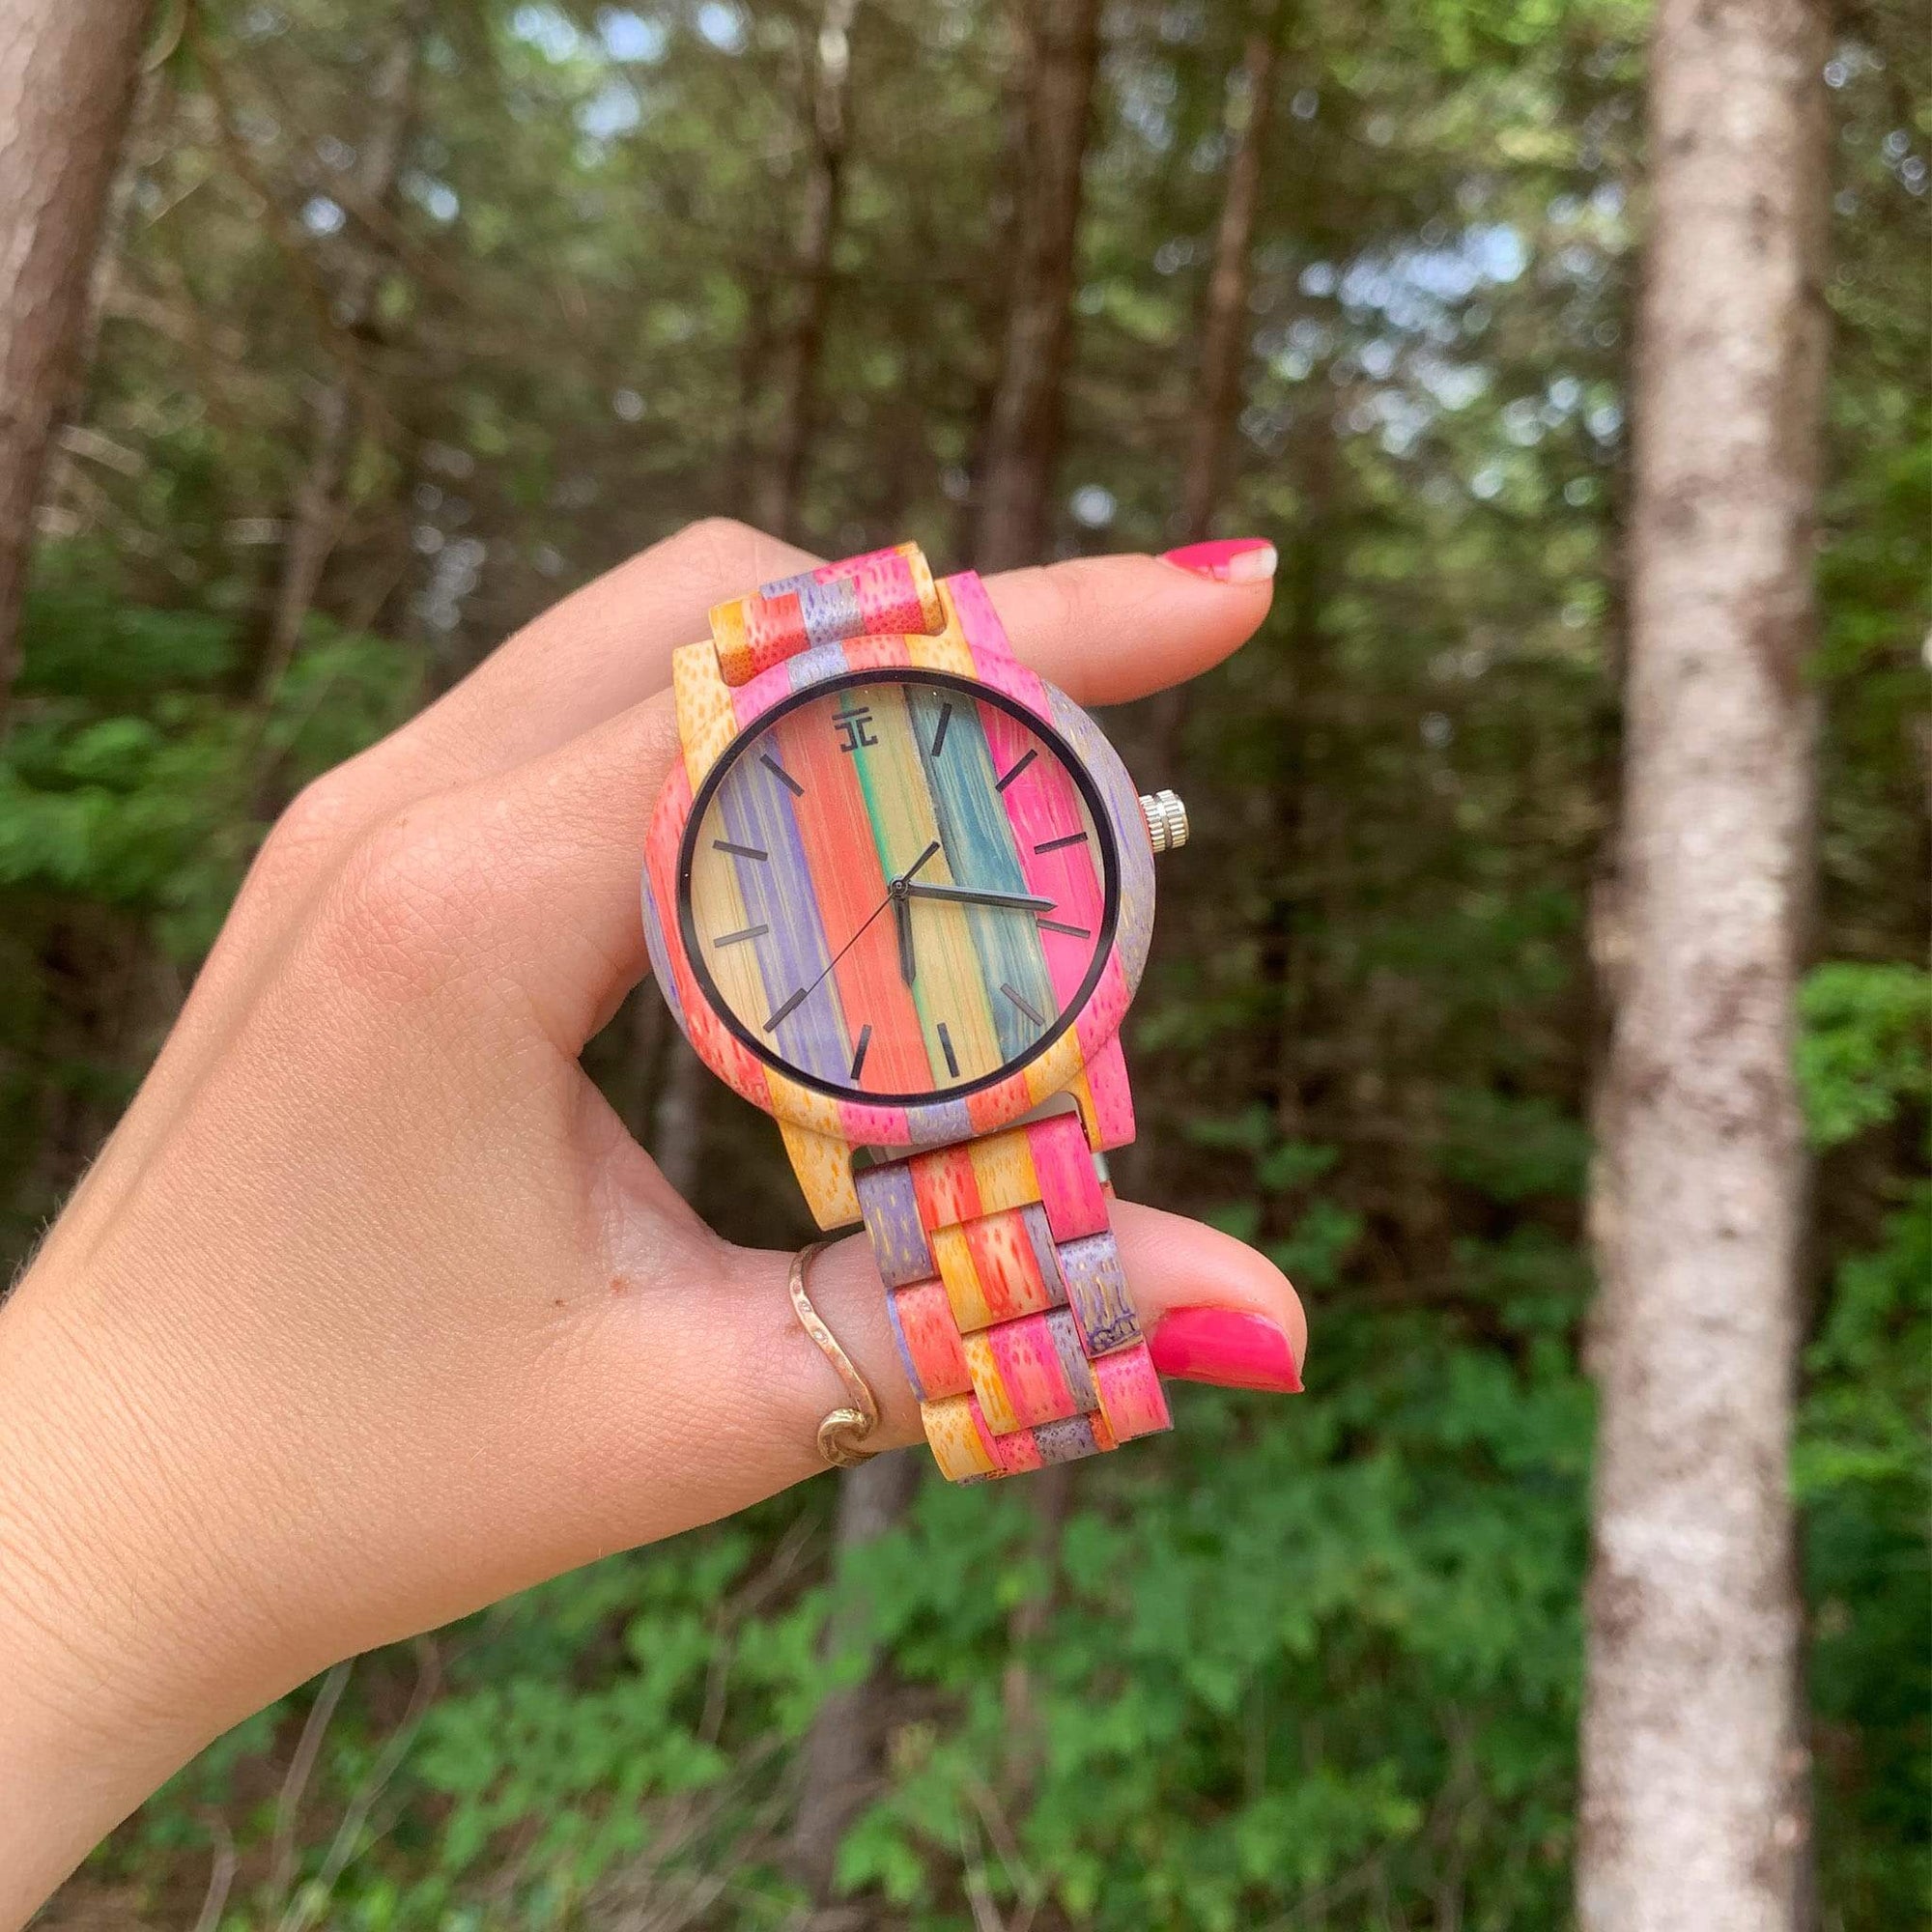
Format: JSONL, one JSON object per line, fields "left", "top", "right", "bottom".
{"left": 258, "top": 0, "right": 428, "bottom": 701}
{"left": 1577, "top": 0, "right": 1831, "bottom": 1923}
{"left": 970, "top": 0, "right": 1101, "bottom": 573}
{"left": 753, "top": 0, "right": 858, "bottom": 541}
{"left": 0, "top": 0, "right": 153, "bottom": 736}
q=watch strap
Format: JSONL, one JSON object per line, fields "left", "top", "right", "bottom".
{"left": 708, "top": 541, "right": 945, "bottom": 685}
{"left": 860, "top": 1109, "right": 1169, "bottom": 1481}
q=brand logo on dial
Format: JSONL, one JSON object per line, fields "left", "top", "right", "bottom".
{"left": 677, "top": 670, "right": 1120, "bottom": 1106}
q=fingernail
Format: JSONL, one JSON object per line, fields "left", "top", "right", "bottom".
{"left": 1148, "top": 1307, "right": 1302, "bottom": 1393}
{"left": 1158, "top": 537, "right": 1277, "bottom": 584}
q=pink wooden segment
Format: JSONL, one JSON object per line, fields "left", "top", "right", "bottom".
{"left": 838, "top": 1097, "right": 913, "bottom": 1145}
{"left": 961, "top": 1208, "right": 1058, "bottom": 1322}
{"left": 779, "top": 690, "right": 930, "bottom": 1096}
{"left": 983, "top": 1414, "right": 1046, "bottom": 1477}
{"left": 1073, "top": 948, "right": 1133, "bottom": 1060}
{"left": 1077, "top": 1025, "right": 1136, "bottom": 1151}
{"left": 1024, "top": 1112, "right": 1109, "bottom": 1241}
{"left": 946, "top": 571, "right": 1051, "bottom": 708}
{"left": 983, "top": 1314, "right": 1083, "bottom": 1430}
{"left": 838, "top": 633, "right": 917, "bottom": 678}
{"left": 964, "top": 1066, "right": 1032, "bottom": 1136}
{"left": 910, "top": 1143, "right": 981, "bottom": 1231}
{"left": 890, "top": 1281, "right": 972, "bottom": 1401}
{"left": 1094, "top": 1344, "right": 1173, "bottom": 1441}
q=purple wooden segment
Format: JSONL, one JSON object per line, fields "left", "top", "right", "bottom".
{"left": 716, "top": 739, "right": 850, "bottom": 1086}
{"left": 855, "top": 1160, "right": 937, "bottom": 1286}
{"left": 912, "top": 1094, "right": 976, "bottom": 1149}
{"left": 1018, "top": 1202, "right": 1068, "bottom": 1306}
{"left": 1031, "top": 1413, "right": 1103, "bottom": 1464}
{"left": 1042, "top": 1305, "right": 1099, "bottom": 1411}
{"left": 640, "top": 882, "right": 683, "bottom": 1021}
{"left": 800, "top": 574, "right": 864, "bottom": 646}
{"left": 1057, "top": 1232, "right": 1143, "bottom": 1356}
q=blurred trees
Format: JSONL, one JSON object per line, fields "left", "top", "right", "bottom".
{"left": 4, "top": 0, "right": 1924, "bottom": 1926}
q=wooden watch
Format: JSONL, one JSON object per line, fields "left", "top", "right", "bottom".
{"left": 640, "top": 543, "right": 1188, "bottom": 1480}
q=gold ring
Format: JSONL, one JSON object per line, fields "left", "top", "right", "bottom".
{"left": 788, "top": 1238, "right": 880, "bottom": 1467}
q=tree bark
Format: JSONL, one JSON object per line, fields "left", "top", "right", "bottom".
{"left": 1140, "top": 0, "right": 1284, "bottom": 778}
{"left": 1179, "top": 0, "right": 1281, "bottom": 544}
{"left": 0, "top": 0, "right": 153, "bottom": 737}
{"left": 969, "top": 0, "right": 1101, "bottom": 573}
{"left": 1577, "top": 0, "right": 1830, "bottom": 1924}
{"left": 258, "top": 0, "right": 428, "bottom": 701}
{"left": 787, "top": 1448, "right": 922, "bottom": 1898}
{"left": 753, "top": 0, "right": 858, "bottom": 541}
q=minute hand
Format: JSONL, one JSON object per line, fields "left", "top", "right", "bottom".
{"left": 904, "top": 883, "right": 1057, "bottom": 912}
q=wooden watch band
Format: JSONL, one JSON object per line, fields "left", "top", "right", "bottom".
{"left": 698, "top": 543, "right": 1163, "bottom": 1482}
{"left": 860, "top": 1110, "right": 1169, "bottom": 1481}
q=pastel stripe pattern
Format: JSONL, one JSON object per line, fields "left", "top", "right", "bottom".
{"left": 709, "top": 542, "right": 944, "bottom": 685}
{"left": 860, "top": 1109, "right": 1169, "bottom": 1482}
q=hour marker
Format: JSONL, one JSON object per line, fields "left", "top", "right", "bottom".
{"left": 1034, "top": 830, "right": 1088, "bottom": 854}
{"left": 1037, "top": 917, "right": 1091, "bottom": 939}
{"left": 994, "top": 748, "right": 1037, "bottom": 792}
{"left": 760, "top": 753, "right": 804, "bottom": 796}
{"left": 714, "top": 838, "right": 768, "bottom": 861}
{"left": 930, "top": 703, "right": 953, "bottom": 757}
{"left": 936, "top": 1022, "right": 960, "bottom": 1078}
{"left": 764, "top": 986, "right": 809, "bottom": 1032}
{"left": 714, "top": 923, "right": 768, "bottom": 948}
{"left": 1001, "top": 982, "right": 1046, "bottom": 1027}
{"left": 849, "top": 1024, "right": 872, "bottom": 1082}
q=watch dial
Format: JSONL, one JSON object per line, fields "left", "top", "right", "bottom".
{"left": 679, "top": 671, "right": 1117, "bottom": 1103}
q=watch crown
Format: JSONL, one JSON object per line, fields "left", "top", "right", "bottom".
{"left": 1139, "top": 788, "right": 1189, "bottom": 855}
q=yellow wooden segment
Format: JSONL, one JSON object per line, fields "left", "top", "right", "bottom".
{"left": 780, "top": 1118, "right": 860, "bottom": 1229}
{"left": 923, "top": 1395, "right": 998, "bottom": 1480}
{"left": 852, "top": 683, "right": 1003, "bottom": 1087}
{"left": 1022, "top": 1028, "right": 1086, "bottom": 1112}
{"left": 673, "top": 639, "right": 738, "bottom": 787}
{"left": 931, "top": 1223, "right": 994, "bottom": 1332}
{"left": 961, "top": 1333, "right": 1021, "bottom": 1435}
{"left": 905, "top": 587, "right": 976, "bottom": 677}
{"left": 968, "top": 1126, "right": 1039, "bottom": 1217}
{"left": 686, "top": 831, "right": 766, "bottom": 1039}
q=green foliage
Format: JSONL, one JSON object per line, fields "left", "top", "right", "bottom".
{"left": 1798, "top": 963, "right": 1932, "bottom": 1151}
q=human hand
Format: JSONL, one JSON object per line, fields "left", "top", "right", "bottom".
{"left": 0, "top": 521, "right": 1305, "bottom": 1919}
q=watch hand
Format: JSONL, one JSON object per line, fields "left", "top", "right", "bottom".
{"left": 903, "top": 882, "right": 1057, "bottom": 912}
{"left": 895, "top": 893, "right": 917, "bottom": 987}
{"left": 767, "top": 842, "right": 942, "bottom": 1030}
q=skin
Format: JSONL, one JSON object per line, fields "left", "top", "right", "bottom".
{"left": 0, "top": 521, "right": 1305, "bottom": 1922}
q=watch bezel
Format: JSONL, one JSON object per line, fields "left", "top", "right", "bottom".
{"left": 641, "top": 612, "right": 1154, "bottom": 1151}
{"left": 673, "top": 667, "right": 1122, "bottom": 1109}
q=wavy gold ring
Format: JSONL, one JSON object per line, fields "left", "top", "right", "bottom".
{"left": 788, "top": 1239, "right": 880, "bottom": 1468}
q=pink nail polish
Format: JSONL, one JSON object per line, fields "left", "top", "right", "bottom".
{"left": 1158, "top": 537, "right": 1278, "bottom": 584}
{"left": 1149, "top": 1307, "right": 1302, "bottom": 1393}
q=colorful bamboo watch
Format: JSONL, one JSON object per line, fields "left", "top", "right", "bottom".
{"left": 640, "top": 543, "right": 1188, "bottom": 1482}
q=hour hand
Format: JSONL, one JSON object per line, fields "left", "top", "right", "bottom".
{"left": 895, "top": 893, "right": 917, "bottom": 986}
{"left": 903, "top": 883, "right": 1057, "bottom": 912}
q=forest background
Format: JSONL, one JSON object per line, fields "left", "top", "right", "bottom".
{"left": 2, "top": 0, "right": 1925, "bottom": 1927}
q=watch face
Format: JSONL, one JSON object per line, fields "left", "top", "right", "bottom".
{"left": 678, "top": 669, "right": 1120, "bottom": 1105}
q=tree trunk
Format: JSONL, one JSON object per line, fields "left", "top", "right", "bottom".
{"left": 1577, "top": 0, "right": 1830, "bottom": 1924}
{"left": 969, "top": 0, "right": 1101, "bottom": 573}
{"left": 0, "top": 0, "right": 153, "bottom": 736}
{"left": 1141, "top": 0, "right": 1285, "bottom": 776}
{"left": 753, "top": 0, "right": 858, "bottom": 541}
{"left": 258, "top": 0, "right": 427, "bottom": 702}
{"left": 1179, "top": 0, "right": 1281, "bottom": 544}
{"left": 787, "top": 1448, "right": 922, "bottom": 1898}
